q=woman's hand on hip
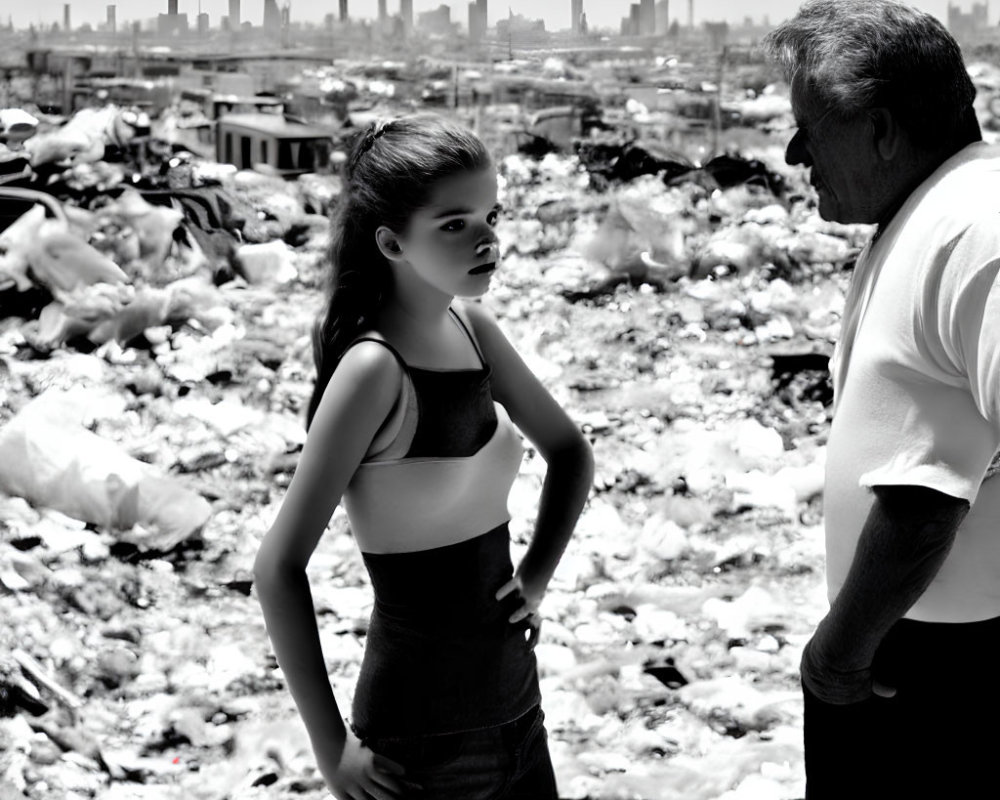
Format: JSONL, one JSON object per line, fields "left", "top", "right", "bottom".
{"left": 496, "top": 573, "right": 544, "bottom": 649}
{"left": 319, "top": 726, "right": 411, "bottom": 800}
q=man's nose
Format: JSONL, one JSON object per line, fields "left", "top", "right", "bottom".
{"left": 785, "top": 129, "right": 810, "bottom": 166}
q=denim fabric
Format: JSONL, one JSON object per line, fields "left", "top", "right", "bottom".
{"left": 803, "top": 615, "right": 1000, "bottom": 800}
{"left": 362, "top": 705, "right": 558, "bottom": 800}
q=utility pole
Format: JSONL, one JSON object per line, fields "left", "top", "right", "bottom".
{"left": 711, "top": 44, "right": 726, "bottom": 157}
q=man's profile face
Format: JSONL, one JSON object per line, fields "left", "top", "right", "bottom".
{"left": 786, "top": 75, "right": 884, "bottom": 224}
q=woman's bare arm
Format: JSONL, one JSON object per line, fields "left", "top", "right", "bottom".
{"left": 462, "top": 302, "right": 594, "bottom": 610}
{"left": 253, "top": 342, "right": 401, "bottom": 752}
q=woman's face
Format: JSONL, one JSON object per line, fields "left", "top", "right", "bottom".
{"left": 393, "top": 167, "right": 501, "bottom": 298}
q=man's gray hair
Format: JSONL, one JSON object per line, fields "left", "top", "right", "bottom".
{"left": 761, "top": 0, "right": 977, "bottom": 150}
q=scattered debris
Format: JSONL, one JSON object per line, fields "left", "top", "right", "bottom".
{"left": 0, "top": 91, "right": 859, "bottom": 800}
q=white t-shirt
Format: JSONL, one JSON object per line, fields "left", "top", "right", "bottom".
{"left": 825, "top": 141, "right": 1000, "bottom": 623}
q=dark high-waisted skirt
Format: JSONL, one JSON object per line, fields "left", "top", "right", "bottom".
{"left": 351, "top": 522, "right": 542, "bottom": 740}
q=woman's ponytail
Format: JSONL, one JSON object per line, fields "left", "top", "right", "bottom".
{"left": 305, "top": 206, "right": 388, "bottom": 430}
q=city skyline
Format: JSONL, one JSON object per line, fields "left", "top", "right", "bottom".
{"left": 4, "top": 0, "right": 991, "bottom": 33}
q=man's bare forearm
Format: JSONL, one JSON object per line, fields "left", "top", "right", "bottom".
{"left": 804, "top": 485, "right": 969, "bottom": 702}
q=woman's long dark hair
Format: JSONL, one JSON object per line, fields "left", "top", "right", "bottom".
{"left": 306, "top": 114, "right": 491, "bottom": 430}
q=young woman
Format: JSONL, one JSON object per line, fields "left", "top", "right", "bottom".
{"left": 253, "top": 114, "right": 594, "bottom": 800}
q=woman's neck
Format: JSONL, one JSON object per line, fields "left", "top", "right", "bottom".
{"left": 380, "top": 280, "right": 453, "bottom": 330}
{"left": 372, "top": 282, "right": 481, "bottom": 369}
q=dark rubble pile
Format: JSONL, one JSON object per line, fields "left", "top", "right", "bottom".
{"left": 1, "top": 103, "right": 871, "bottom": 800}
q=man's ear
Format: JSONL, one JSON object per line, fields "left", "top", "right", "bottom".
{"left": 375, "top": 226, "right": 405, "bottom": 262}
{"left": 870, "top": 108, "right": 901, "bottom": 161}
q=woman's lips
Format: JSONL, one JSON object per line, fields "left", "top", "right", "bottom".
{"left": 468, "top": 262, "right": 496, "bottom": 275}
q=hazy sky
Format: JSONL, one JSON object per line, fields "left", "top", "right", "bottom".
{"left": 4, "top": 0, "right": 980, "bottom": 34}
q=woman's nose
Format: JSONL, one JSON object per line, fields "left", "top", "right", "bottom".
{"left": 476, "top": 227, "right": 498, "bottom": 254}
{"left": 475, "top": 238, "right": 497, "bottom": 257}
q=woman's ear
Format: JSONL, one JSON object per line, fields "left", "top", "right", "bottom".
{"left": 375, "top": 226, "right": 405, "bottom": 262}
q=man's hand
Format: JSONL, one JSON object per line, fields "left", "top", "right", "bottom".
{"left": 801, "top": 486, "right": 968, "bottom": 706}
{"left": 801, "top": 622, "right": 897, "bottom": 705}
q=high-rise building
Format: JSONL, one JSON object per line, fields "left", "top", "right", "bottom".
{"left": 401, "top": 0, "right": 413, "bottom": 35}
{"left": 705, "top": 20, "right": 728, "bottom": 50}
{"left": 229, "top": 0, "right": 241, "bottom": 30}
{"left": 571, "top": 0, "right": 583, "bottom": 34}
{"left": 469, "top": 3, "right": 481, "bottom": 39}
{"left": 263, "top": 0, "right": 281, "bottom": 35}
{"left": 378, "top": 0, "right": 387, "bottom": 24}
{"left": 469, "top": 0, "right": 486, "bottom": 38}
{"left": 197, "top": 11, "right": 209, "bottom": 34}
{"left": 339, "top": 0, "right": 348, "bottom": 21}
{"left": 418, "top": 3, "right": 452, "bottom": 35}
{"left": 688, "top": 0, "right": 694, "bottom": 28}
{"left": 630, "top": 3, "right": 641, "bottom": 35}
{"left": 106, "top": 4, "right": 116, "bottom": 34}
{"left": 158, "top": 5, "right": 189, "bottom": 35}
{"left": 63, "top": 3, "right": 70, "bottom": 31}
{"left": 640, "top": 0, "right": 654, "bottom": 34}
{"left": 948, "top": 2, "right": 990, "bottom": 41}
{"left": 655, "top": 0, "right": 669, "bottom": 34}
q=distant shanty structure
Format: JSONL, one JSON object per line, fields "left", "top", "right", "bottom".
{"left": 216, "top": 113, "right": 334, "bottom": 177}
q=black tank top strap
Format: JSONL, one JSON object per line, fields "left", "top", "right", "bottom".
{"left": 344, "top": 335, "right": 417, "bottom": 461}
{"left": 448, "top": 306, "right": 486, "bottom": 368}
{"left": 348, "top": 335, "right": 410, "bottom": 371}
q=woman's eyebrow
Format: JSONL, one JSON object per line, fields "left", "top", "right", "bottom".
{"left": 432, "top": 206, "right": 472, "bottom": 218}
{"left": 432, "top": 202, "right": 503, "bottom": 219}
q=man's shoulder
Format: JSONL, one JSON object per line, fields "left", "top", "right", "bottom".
{"left": 923, "top": 142, "right": 1000, "bottom": 214}
{"left": 897, "top": 144, "right": 1000, "bottom": 253}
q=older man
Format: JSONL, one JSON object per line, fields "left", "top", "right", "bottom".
{"left": 763, "top": 2, "right": 1000, "bottom": 798}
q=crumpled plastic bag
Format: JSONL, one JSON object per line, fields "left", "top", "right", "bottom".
{"left": 0, "top": 390, "right": 212, "bottom": 550}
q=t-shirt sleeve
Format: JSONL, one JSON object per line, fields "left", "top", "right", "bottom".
{"left": 859, "top": 218, "right": 1000, "bottom": 502}
{"left": 955, "top": 259, "right": 1000, "bottom": 430}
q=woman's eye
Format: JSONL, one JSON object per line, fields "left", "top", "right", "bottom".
{"left": 441, "top": 220, "right": 464, "bottom": 232}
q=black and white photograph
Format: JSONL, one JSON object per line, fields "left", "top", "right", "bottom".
{"left": 1, "top": 1, "right": 998, "bottom": 798}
